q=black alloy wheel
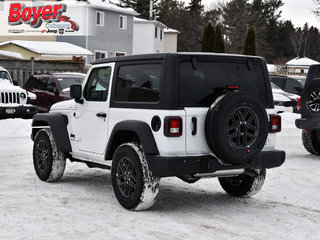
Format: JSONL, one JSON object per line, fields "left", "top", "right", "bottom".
{"left": 116, "top": 157, "right": 138, "bottom": 198}
{"left": 35, "top": 139, "right": 50, "bottom": 175}
{"left": 227, "top": 106, "right": 259, "bottom": 149}
{"left": 307, "top": 90, "right": 320, "bottom": 112}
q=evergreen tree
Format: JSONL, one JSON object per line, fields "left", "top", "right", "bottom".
{"left": 187, "top": 0, "right": 203, "bottom": 14}
{"left": 243, "top": 26, "right": 256, "bottom": 55}
{"left": 201, "top": 23, "right": 215, "bottom": 52}
{"left": 213, "top": 25, "right": 225, "bottom": 53}
{"left": 118, "top": 0, "right": 158, "bottom": 19}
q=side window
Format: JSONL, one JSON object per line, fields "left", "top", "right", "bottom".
{"left": 24, "top": 76, "right": 36, "bottom": 88}
{"left": 84, "top": 67, "right": 111, "bottom": 101}
{"left": 116, "top": 64, "right": 161, "bottom": 102}
{"left": 34, "top": 77, "right": 49, "bottom": 91}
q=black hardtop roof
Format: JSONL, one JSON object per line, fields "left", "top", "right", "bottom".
{"left": 92, "top": 52, "right": 265, "bottom": 65}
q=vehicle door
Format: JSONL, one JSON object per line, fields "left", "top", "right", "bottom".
{"left": 33, "top": 77, "right": 50, "bottom": 112}
{"left": 73, "top": 63, "right": 113, "bottom": 155}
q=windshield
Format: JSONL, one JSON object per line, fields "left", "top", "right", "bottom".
{"left": 56, "top": 76, "right": 85, "bottom": 90}
{"left": 0, "top": 70, "right": 11, "bottom": 82}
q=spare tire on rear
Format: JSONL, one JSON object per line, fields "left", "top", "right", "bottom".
{"left": 205, "top": 91, "right": 268, "bottom": 165}
{"left": 300, "top": 81, "right": 320, "bottom": 117}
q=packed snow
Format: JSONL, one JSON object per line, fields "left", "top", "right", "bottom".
{"left": 0, "top": 113, "right": 319, "bottom": 240}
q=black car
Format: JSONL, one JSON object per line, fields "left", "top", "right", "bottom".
{"left": 270, "top": 75, "right": 306, "bottom": 95}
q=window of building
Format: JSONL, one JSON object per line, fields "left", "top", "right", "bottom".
{"left": 116, "top": 64, "right": 162, "bottom": 102}
{"left": 155, "top": 27, "right": 158, "bottom": 38}
{"left": 160, "top": 29, "right": 163, "bottom": 40}
{"left": 84, "top": 67, "right": 111, "bottom": 101}
{"left": 119, "top": 15, "right": 127, "bottom": 29}
{"left": 94, "top": 50, "right": 107, "bottom": 61}
{"left": 115, "top": 52, "right": 126, "bottom": 57}
{"left": 96, "top": 11, "right": 104, "bottom": 26}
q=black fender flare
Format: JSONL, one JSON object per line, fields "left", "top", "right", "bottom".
{"left": 32, "top": 113, "right": 72, "bottom": 153}
{"left": 106, "top": 120, "right": 159, "bottom": 160}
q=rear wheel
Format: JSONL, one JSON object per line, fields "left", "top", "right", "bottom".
{"left": 111, "top": 143, "right": 160, "bottom": 210}
{"left": 33, "top": 129, "right": 66, "bottom": 182}
{"left": 219, "top": 169, "right": 266, "bottom": 197}
{"left": 302, "top": 129, "right": 320, "bottom": 155}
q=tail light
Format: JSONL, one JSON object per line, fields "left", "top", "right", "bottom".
{"left": 164, "top": 117, "right": 182, "bottom": 137}
{"left": 297, "top": 98, "right": 301, "bottom": 109}
{"left": 269, "top": 115, "right": 281, "bottom": 133}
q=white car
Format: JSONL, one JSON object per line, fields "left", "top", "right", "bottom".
{"left": 271, "top": 82, "right": 299, "bottom": 113}
{"left": 0, "top": 66, "right": 37, "bottom": 119}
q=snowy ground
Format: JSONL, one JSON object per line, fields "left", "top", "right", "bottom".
{"left": 0, "top": 113, "right": 320, "bottom": 240}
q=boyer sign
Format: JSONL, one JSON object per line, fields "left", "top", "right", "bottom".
{"left": 7, "top": 2, "right": 79, "bottom": 34}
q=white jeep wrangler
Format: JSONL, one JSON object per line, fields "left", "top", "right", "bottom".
{"left": 0, "top": 66, "right": 37, "bottom": 119}
{"left": 31, "top": 53, "right": 285, "bottom": 210}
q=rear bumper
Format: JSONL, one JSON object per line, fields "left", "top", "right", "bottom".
{"left": 295, "top": 117, "right": 320, "bottom": 130}
{"left": 146, "top": 150, "right": 285, "bottom": 177}
{"left": 0, "top": 105, "right": 38, "bottom": 119}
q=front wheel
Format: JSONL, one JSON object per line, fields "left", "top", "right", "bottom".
{"left": 33, "top": 129, "right": 66, "bottom": 182}
{"left": 218, "top": 169, "right": 266, "bottom": 197}
{"left": 111, "top": 143, "right": 160, "bottom": 211}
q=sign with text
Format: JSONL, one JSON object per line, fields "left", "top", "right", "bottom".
{"left": 1, "top": 1, "right": 86, "bottom": 36}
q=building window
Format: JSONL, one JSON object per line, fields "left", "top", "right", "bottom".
{"left": 96, "top": 11, "right": 104, "bottom": 26}
{"left": 119, "top": 15, "right": 127, "bottom": 30}
{"left": 94, "top": 50, "right": 107, "bottom": 61}
{"left": 115, "top": 52, "right": 127, "bottom": 57}
{"left": 155, "top": 27, "right": 158, "bottom": 38}
{"left": 160, "top": 29, "right": 163, "bottom": 40}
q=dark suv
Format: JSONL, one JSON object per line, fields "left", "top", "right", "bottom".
{"left": 24, "top": 73, "right": 85, "bottom": 112}
{"left": 295, "top": 64, "right": 320, "bottom": 154}
{"left": 270, "top": 74, "right": 306, "bottom": 95}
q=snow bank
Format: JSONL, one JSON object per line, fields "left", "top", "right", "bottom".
{"left": 0, "top": 119, "right": 32, "bottom": 138}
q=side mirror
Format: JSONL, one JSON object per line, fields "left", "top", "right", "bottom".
{"left": 47, "top": 86, "right": 59, "bottom": 95}
{"left": 12, "top": 80, "right": 18, "bottom": 86}
{"left": 70, "top": 84, "right": 83, "bottom": 104}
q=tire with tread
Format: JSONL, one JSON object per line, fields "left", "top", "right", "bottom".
{"left": 302, "top": 129, "right": 320, "bottom": 155}
{"left": 33, "top": 128, "right": 66, "bottom": 182}
{"left": 219, "top": 169, "right": 266, "bottom": 197}
{"left": 111, "top": 142, "right": 160, "bottom": 211}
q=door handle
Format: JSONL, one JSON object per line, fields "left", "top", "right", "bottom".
{"left": 192, "top": 117, "right": 197, "bottom": 135}
{"left": 96, "top": 112, "right": 107, "bottom": 118}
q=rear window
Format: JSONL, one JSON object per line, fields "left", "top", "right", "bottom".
{"left": 179, "top": 61, "right": 268, "bottom": 106}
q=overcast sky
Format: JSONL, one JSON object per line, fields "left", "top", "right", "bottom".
{"left": 198, "top": 0, "right": 319, "bottom": 28}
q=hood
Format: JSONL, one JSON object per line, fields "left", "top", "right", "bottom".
{"left": 273, "top": 92, "right": 290, "bottom": 102}
{"left": 0, "top": 79, "right": 26, "bottom": 93}
{"left": 50, "top": 99, "right": 75, "bottom": 111}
